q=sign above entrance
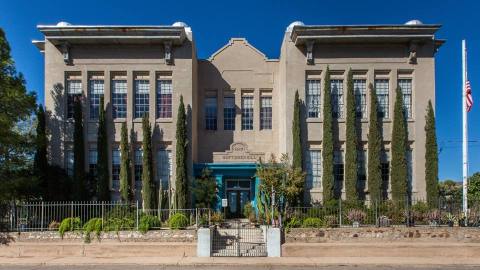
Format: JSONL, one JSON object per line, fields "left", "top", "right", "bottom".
{"left": 212, "top": 142, "right": 264, "bottom": 163}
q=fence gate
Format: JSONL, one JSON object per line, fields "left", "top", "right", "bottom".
{"left": 212, "top": 221, "right": 266, "bottom": 257}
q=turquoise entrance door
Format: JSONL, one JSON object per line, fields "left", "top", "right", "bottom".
{"left": 226, "top": 179, "right": 251, "bottom": 218}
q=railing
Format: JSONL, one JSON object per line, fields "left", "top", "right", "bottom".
{"left": 285, "top": 198, "right": 480, "bottom": 228}
{"left": 0, "top": 201, "right": 211, "bottom": 232}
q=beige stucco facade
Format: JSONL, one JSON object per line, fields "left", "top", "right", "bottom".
{"left": 34, "top": 21, "right": 443, "bottom": 204}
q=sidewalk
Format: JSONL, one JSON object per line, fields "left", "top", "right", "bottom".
{"left": 0, "top": 256, "right": 480, "bottom": 266}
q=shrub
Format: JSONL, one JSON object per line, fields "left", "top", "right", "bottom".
{"left": 243, "top": 202, "right": 256, "bottom": 223}
{"left": 323, "top": 215, "right": 338, "bottom": 228}
{"left": 285, "top": 217, "right": 301, "bottom": 230}
{"left": 425, "top": 209, "right": 441, "bottom": 223}
{"left": 168, "top": 213, "right": 189, "bottom": 230}
{"left": 58, "top": 217, "right": 81, "bottom": 238}
{"left": 302, "top": 217, "right": 323, "bottom": 228}
{"left": 48, "top": 221, "right": 60, "bottom": 230}
{"left": 103, "top": 217, "right": 135, "bottom": 232}
{"left": 139, "top": 215, "right": 161, "bottom": 233}
{"left": 346, "top": 209, "right": 366, "bottom": 223}
{"left": 83, "top": 218, "right": 102, "bottom": 243}
{"left": 211, "top": 212, "right": 224, "bottom": 224}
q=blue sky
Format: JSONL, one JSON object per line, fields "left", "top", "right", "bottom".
{"left": 1, "top": 0, "right": 479, "bottom": 181}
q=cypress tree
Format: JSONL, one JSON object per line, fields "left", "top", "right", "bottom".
{"left": 34, "top": 105, "right": 49, "bottom": 200}
{"left": 175, "top": 95, "right": 188, "bottom": 209}
{"left": 73, "top": 98, "right": 86, "bottom": 200}
{"left": 367, "top": 83, "right": 383, "bottom": 201}
{"left": 425, "top": 100, "right": 439, "bottom": 207}
{"left": 96, "top": 96, "right": 110, "bottom": 201}
{"left": 119, "top": 122, "right": 131, "bottom": 202}
{"left": 344, "top": 69, "right": 358, "bottom": 202}
{"left": 391, "top": 86, "right": 408, "bottom": 202}
{"left": 322, "top": 67, "right": 334, "bottom": 202}
{"left": 292, "top": 90, "right": 302, "bottom": 170}
{"left": 141, "top": 115, "right": 154, "bottom": 210}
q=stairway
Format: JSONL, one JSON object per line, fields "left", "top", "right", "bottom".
{"left": 211, "top": 221, "right": 267, "bottom": 257}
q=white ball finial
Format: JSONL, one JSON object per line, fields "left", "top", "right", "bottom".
{"left": 56, "top": 21, "right": 71, "bottom": 27}
{"left": 172, "top": 21, "right": 189, "bottom": 28}
{"left": 286, "top": 21, "right": 305, "bottom": 32}
{"left": 405, "top": 19, "right": 423, "bottom": 25}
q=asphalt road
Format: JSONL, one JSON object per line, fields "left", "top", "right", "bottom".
{"left": 0, "top": 266, "right": 478, "bottom": 270}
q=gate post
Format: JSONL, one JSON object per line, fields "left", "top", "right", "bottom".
{"left": 266, "top": 227, "right": 281, "bottom": 257}
{"left": 197, "top": 227, "right": 212, "bottom": 257}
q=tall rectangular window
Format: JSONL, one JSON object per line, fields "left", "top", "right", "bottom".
{"left": 112, "top": 149, "right": 120, "bottom": 190}
{"left": 305, "top": 150, "right": 322, "bottom": 189}
{"left": 241, "top": 95, "right": 254, "bottom": 130}
{"left": 398, "top": 79, "right": 413, "bottom": 119}
{"left": 334, "top": 150, "right": 344, "bottom": 198}
{"left": 65, "top": 150, "right": 74, "bottom": 176}
{"left": 331, "top": 79, "right": 344, "bottom": 118}
{"left": 205, "top": 96, "right": 217, "bottom": 130}
{"left": 88, "top": 149, "right": 98, "bottom": 177}
{"left": 260, "top": 96, "right": 272, "bottom": 130}
{"left": 156, "top": 80, "right": 173, "bottom": 118}
{"left": 134, "top": 77, "right": 150, "bottom": 118}
{"left": 223, "top": 96, "right": 235, "bottom": 130}
{"left": 375, "top": 79, "right": 389, "bottom": 119}
{"left": 111, "top": 78, "right": 127, "bottom": 119}
{"left": 66, "top": 79, "right": 82, "bottom": 119}
{"left": 381, "top": 151, "right": 390, "bottom": 199}
{"left": 157, "top": 149, "right": 172, "bottom": 189}
{"left": 306, "top": 79, "right": 321, "bottom": 118}
{"left": 357, "top": 150, "right": 367, "bottom": 193}
{"left": 134, "top": 149, "right": 143, "bottom": 191}
{"left": 89, "top": 78, "right": 104, "bottom": 120}
{"left": 354, "top": 79, "right": 367, "bottom": 119}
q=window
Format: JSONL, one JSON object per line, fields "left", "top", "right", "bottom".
{"left": 398, "top": 79, "right": 412, "bottom": 118}
{"left": 156, "top": 80, "right": 173, "bottom": 118}
{"left": 334, "top": 151, "right": 344, "bottom": 198}
{"left": 241, "top": 95, "right": 254, "bottom": 130}
{"left": 381, "top": 151, "right": 390, "bottom": 199}
{"left": 134, "top": 78, "right": 150, "bottom": 118}
{"left": 134, "top": 149, "right": 143, "bottom": 190}
{"left": 88, "top": 149, "right": 98, "bottom": 176}
{"left": 112, "top": 149, "right": 120, "bottom": 190}
{"left": 305, "top": 150, "right": 322, "bottom": 189}
{"left": 112, "top": 79, "right": 127, "bottom": 119}
{"left": 157, "top": 149, "right": 172, "bottom": 189}
{"left": 66, "top": 79, "right": 82, "bottom": 119}
{"left": 354, "top": 79, "right": 367, "bottom": 119}
{"left": 375, "top": 79, "right": 389, "bottom": 118}
{"left": 223, "top": 96, "right": 235, "bottom": 130}
{"left": 65, "top": 150, "right": 74, "bottom": 176}
{"left": 331, "top": 79, "right": 344, "bottom": 118}
{"left": 357, "top": 150, "right": 367, "bottom": 193}
{"left": 205, "top": 96, "right": 217, "bottom": 130}
{"left": 89, "top": 79, "right": 104, "bottom": 120}
{"left": 260, "top": 96, "right": 272, "bottom": 130}
{"left": 306, "top": 79, "right": 321, "bottom": 118}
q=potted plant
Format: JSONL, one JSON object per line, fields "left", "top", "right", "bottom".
{"left": 347, "top": 209, "right": 366, "bottom": 228}
{"left": 425, "top": 209, "right": 441, "bottom": 227}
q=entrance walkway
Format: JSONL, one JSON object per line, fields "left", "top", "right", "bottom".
{"left": 212, "top": 220, "right": 266, "bottom": 257}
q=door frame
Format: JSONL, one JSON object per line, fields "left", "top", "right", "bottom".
{"left": 225, "top": 179, "right": 252, "bottom": 219}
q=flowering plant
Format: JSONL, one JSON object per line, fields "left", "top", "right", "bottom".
{"left": 346, "top": 209, "right": 366, "bottom": 223}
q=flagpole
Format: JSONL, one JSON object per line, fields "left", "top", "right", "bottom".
{"left": 462, "top": 39, "right": 468, "bottom": 222}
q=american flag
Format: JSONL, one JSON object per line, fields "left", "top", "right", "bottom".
{"left": 466, "top": 80, "right": 473, "bottom": 112}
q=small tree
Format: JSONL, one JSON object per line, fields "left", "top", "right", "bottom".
{"left": 72, "top": 98, "right": 86, "bottom": 200}
{"left": 390, "top": 86, "right": 408, "bottom": 202}
{"left": 322, "top": 67, "right": 334, "bottom": 202}
{"left": 467, "top": 173, "right": 480, "bottom": 203}
{"left": 34, "top": 105, "right": 49, "bottom": 200}
{"left": 119, "top": 122, "right": 131, "bottom": 202}
{"left": 141, "top": 115, "right": 154, "bottom": 210}
{"left": 96, "top": 96, "right": 110, "bottom": 201}
{"left": 425, "top": 100, "right": 439, "bottom": 207}
{"left": 367, "top": 83, "right": 383, "bottom": 201}
{"left": 193, "top": 169, "right": 217, "bottom": 208}
{"left": 175, "top": 96, "right": 188, "bottom": 209}
{"left": 292, "top": 90, "right": 303, "bottom": 205}
{"left": 344, "top": 69, "right": 358, "bottom": 202}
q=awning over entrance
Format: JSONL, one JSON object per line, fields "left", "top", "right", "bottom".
{"left": 194, "top": 163, "right": 259, "bottom": 217}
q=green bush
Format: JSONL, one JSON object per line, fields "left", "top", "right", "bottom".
{"left": 58, "top": 217, "right": 81, "bottom": 238}
{"left": 285, "top": 217, "right": 301, "bottom": 230}
{"left": 243, "top": 202, "right": 256, "bottom": 223}
{"left": 83, "top": 218, "right": 102, "bottom": 243}
{"left": 138, "top": 215, "right": 161, "bottom": 233}
{"left": 168, "top": 213, "right": 189, "bottom": 229}
{"left": 103, "top": 217, "right": 135, "bottom": 232}
{"left": 302, "top": 217, "right": 323, "bottom": 228}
